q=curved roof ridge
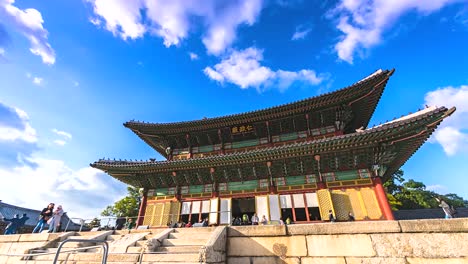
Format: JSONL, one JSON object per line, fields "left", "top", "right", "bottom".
{"left": 124, "top": 69, "right": 391, "bottom": 128}
{"left": 93, "top": 105, "right": 450, "bottom": 169}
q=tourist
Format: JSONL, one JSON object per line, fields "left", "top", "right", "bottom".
{"left": 260, "top": 215, "right": 268, "bottom": 225}
{"left": 436, "top": 197, "right": 454, "bottom": 219}
{"left": 48, "top": 205, "right": 64, "bottom": 233}
{"left": 186, "top": 222, "right": 192, "bottom": 228}
{"left": 285, "top": 217, "right": 291, "bottom": 225}
{"left": 124, "top": 218, "right": 135, "bottom": 230}
{"left": 32, "top": 203, "right": 54, "bottom": 233}
{"left": 3, "top": 214, "right": 21, "bottom": 235}
{"left": 251, "top": 213, "right": 259, "bottom": 225}
{"left": 328, "top": 210, "right": 335, "bottom": 222}
{"left": 202, "top": 218, "right": 209, "bottom": 227}
{"left": 232, "top": 216, "right": 241, "bottom": 226}
{"left": 115, "top": 215, "right": 126, "bottom": 230}
{"left": 348, "top": 212, "right": 355, "bottom": 221}
{"left": 242, "top": 213, "right": 249, "bottom": 225}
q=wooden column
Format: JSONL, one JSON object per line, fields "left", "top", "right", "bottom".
{"left": 186, "top": 134, "right": 192, "bottom": 158}
{"left": 266, "top": 121, "right": 272, "bottom": 145}
{"left": 267, "top": 161, "right": 277, "bottom": 194}
{"left": 314, "top": 154, "right": 326, "bottom": 189}
{"left": 137, "top": 188, "right": 148, "bottom": 226}
{"left": 211, "top": 168, "right": 219, "bottom": 198}
{"left": 373, "top": 177, "right": 395, "bottom": 220}
{"left": 305, "top": 113, "right": 311, "bottom": 137}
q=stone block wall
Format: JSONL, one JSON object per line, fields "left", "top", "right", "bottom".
{"left": 227, "top": 219, "right": 468, "bottom": 264}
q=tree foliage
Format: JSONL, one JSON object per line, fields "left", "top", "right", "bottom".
{"left": 384, "top": 169, "right": 468, "bottom": 210}
{"left": 101, "top": 187, "right": 141, "bottom": 217}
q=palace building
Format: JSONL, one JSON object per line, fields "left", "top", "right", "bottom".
{"left": 91, "top": 69, "right": 455, "bottom": 227}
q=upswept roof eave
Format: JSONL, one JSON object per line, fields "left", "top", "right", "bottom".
{"left": 124, "top": 69, "right": 393, "bottom": 134}
{"left": 91, "top": 106, "right": 453, "bottom": 173}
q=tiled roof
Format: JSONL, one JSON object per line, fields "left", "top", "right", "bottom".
{"left": 92, "top": 106, "right": 454, "bottom": 173}
{"left": 124, "top": 69, "right": 393, "bottom": 134}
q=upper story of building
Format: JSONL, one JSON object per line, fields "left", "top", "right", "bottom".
{"left": 124, "top": 69, "right": 394, "bottom": 160}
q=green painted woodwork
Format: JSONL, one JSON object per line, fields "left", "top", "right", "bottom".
{"left": 228, "top": 180, "right": 258, "bottom": 191}
{"left": 280, "top": 133, "right": 298, "bottom": 141}
{"left": 335, "top": 170, "right": 359, "bottom": 181}
{"left": 232, "top": 139, "right": 259, "bottom": 149}
{"left": 154, "top": 187, "right": 169, "bottom": 196}
{"left": 198, "top": 145, "right": 214, "bottom": 153}
{"left": 189, "top": 185, "right": 204, "bottom": 194}
{"left": 286, "top": 175, "right": 306, "bottom": 185}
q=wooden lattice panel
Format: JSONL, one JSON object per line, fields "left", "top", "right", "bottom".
{"left": 345, "top": 188, "right": 367, "bottom": 220}
{"left": 160, "top": 202, "right": 172, "bottom": 226}
{"left": 152, "top": 203, "right": 165, "bottom": 226}
{"left": 143, "top": 204, "right": 155, "bottom": 226}
{"left": 317, "top": 189, "right": 334, "bottom": 220}
{"left": 331, "top": 190, "right": 353, "bottom": 221}
{"left": 169, "top": 202, "right": 181, "bottom": 224}
{"left": 360, "top": 187, "right": 382, "bottom": 220}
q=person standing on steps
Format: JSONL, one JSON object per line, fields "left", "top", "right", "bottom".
{"left": 32, "top": 203, "right": 54, "bottom": 233}
{"left": 328, "top": 210, "right": 336, "bottom": 222}
{"left": 251, "top": 213, "right": 259, "bottom": 225}
{"left": 48, "top": 205, "right": 64, "bottom": 233}
{"left": 3, "top": 214, "right": 21, "bottom": 235}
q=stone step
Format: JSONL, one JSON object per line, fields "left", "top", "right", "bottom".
{"left": 155, "top": 245, "right": 201, "bottom": 253}
{"left": 162, "top": 238, "right": 206, "bottom": 246}
{"left": 106, "top": 234, "right": 124, "bottom": 241}
{"left": 173, "top": 227, "right": 216, "bottom": 233}
{"left": 34, "top": 252, "right": 140, "bottom": 262}
{"left": 142, "top": 253, "right": 199, "bottom": 262}
{"left": 168, "top": 232, "right": 212, "bottom": 239}
{"left": 127, "top": 246, "right": 143, "bottom": 253}
{"left": 136, "top": 240, "right": 148, "bottom": 247}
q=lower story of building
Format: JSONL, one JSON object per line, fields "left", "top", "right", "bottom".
{"left": 139, "top": 177, "right": 393, "bottom": 227}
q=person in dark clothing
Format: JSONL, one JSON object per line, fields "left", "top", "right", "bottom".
{"left": 348, "top": 212, "right": 355, "bottom": 221}
{"left": 328, "top": 210, "right": 336, "bottom": 222}
{"left": 32, "top": 203, "right": 54, "bottom": 233}
{"left": 202, "top": 218, "right": 209, "bottom": 227}
{"left": 115, "top": 216, "right": 126, "bottom": 230}
{"left": 3, "top": 214, "right": 21, "bottom": 235}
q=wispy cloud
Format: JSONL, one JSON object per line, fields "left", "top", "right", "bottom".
{"left": 87, "top": 0, "right": 263, "bottom": 55}
{"left": 53, "top": 139, "right": 66, "bottom": 146}
{"left": 52, "top": 128, "right": 72, "bottom": 140}
{"left": 425, "top": 85, "right": 468, "bottom": 156}
{"left": 204, "top": 47, "right": 327, "bottom": 91}
{"left": 291, "top": 25, "right": 312, "bottom": 40}
{"left": 0, "top": 0, "right": 55, "bottom": 64}
{"left": 330, "top": 0, "right": 460, "bottom": 64}
{"left": 189, "top": 52, "right": 199, "bottom": 60}
{"left": 74, "top": 81, "right": 79, "bottom": 87}
{"left": 32, "top": 77, "right": 43, "bottom": 86}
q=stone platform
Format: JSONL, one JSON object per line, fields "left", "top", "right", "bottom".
{"left": 0, "top": 218, "right": 467, "bottom": 264}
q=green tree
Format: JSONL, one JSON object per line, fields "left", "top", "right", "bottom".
{"left": 87, "top": 217, "right": 101, "bottom": 228}
{"left": 384, "top": 169, "right": 468, "bottom": 210}
{"left": 101, "top": 187, "right": 141, "bottom": 217}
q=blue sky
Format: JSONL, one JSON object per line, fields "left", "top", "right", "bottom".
{"left": 0, "top": 0, "right": 467, "bottom": 218}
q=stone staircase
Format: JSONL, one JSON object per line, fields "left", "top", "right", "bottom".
{"left": 16, "top": 227, "right": 218, "bottom": 264}
{"left": 139, "top": 227, "right": 216, "bottom": 264}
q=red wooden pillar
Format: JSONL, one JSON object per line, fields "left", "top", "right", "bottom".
{"left": 372, "top": 177, "right": 395, "bottom": 220}
{"left": 137, "top": 189, "right": 148, "bottom": 226}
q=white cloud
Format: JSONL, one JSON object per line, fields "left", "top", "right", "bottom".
{"left": 73, "top": 81, "right": 79, "bottom": 87}
{"left": 52, "top": 128, "right": 72, "bottom": 139}
{"left": 426, "top": 184, "right": 449, "bottom": 193}
{"left": 291, "top": 26, "right": 312, "bottom": 40}
{"left": 331, "top": 0, "right": 460, "bottom": 63}
{"left": 0, "top": 158, "right": 127, "bottom": 219}
{"left": 189, "top": 52, "right": 199, "bottom": 60}
{"left": 204, "top": 47, "right": 327, "bottom": 91}
{"left": 0, "top": 0, "right": 55, "bottom": 64}
{"left": 424, "top": 85, "right": 468, "bottom": 156}
{"left": 0, "top": 47, "right": 4, "bottom": 56}
{"left": 32, "top": 76, "right": 43, "bottom": 85}
{"left": 88, "top": 0, "right": 263, "bottom": 55}
{"left": 0, "top": 102, "right": 126, "bottom": 219}
{"left": 0, "top": 105, "right": 37, "bottom": 143}
{"left": 54, "top": 139, "right": 66, "bottom": 146}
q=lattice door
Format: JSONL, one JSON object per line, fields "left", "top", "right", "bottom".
{"left": 346, "top": 188, "right": 367, "bottom": 220}
{"left": 143, "top": 203, "right": 155, "bottom": 226}
{"left": 317, "top": 189, "right": 335, "bottom": 220}
{"left": 331, "top": 190, "right": 353, "bottom": 221}
{"left": 360, "top": 187, "right": 382, "bottom": 219}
